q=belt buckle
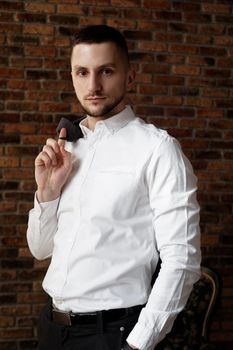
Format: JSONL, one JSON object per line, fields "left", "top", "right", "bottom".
{"left": 53, "top": 309, "right": 72, "bottom": 326}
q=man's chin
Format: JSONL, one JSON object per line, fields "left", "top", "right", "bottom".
{"left": 82, "top": 105, "right": 115, "bottom": 118}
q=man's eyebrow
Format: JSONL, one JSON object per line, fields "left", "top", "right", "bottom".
{"left": 72, "top": 63, "right": 117, "bottom": 70}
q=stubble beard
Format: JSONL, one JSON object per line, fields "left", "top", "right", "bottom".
{"left": 80, "top": 93, "right": 126, "bottom": 118}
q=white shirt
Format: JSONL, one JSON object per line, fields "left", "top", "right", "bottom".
{"left": 27, "top": 105, "right": 201, "bottom": 350}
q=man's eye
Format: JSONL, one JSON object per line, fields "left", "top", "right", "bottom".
{"left": 77, "top": 70, "right": 87, "bottom": 77}
{"left": 102, "top": 69, "right": 113, "bottom": 75}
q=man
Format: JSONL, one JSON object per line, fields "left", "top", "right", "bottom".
{"left": 27, "top": 25, "right": 201, "bottom": 350}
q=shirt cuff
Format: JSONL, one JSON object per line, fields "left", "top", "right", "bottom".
{"left": 126, "top": 321, "right": 156, "bottom": 350}
{"left": 126, "top": 308, "right": 174, "bottom": 350}
{"left": 34, "top": 192, "right": 60, "bottom": 219}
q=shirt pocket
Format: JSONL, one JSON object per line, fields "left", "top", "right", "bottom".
{"left": 98, "top": 167, "right": 135, "bottom": 176}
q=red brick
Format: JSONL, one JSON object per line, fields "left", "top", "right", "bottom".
{"left": 154, "top": 96, "right": 183, "bottom": 106}
{"left": 143, "top": 0, "right": 170, "bottom": 10}
{"left": 199, "top": 23, "right": 225, "bottom": 35}
{"left": 0, "top": 12, "right": 14, "bottom": 21}
{"left": 124, "top": 7, "right": 152, "bottom": 18}
{"left": 184, "top": 13, "right": 212, "bottom": 23}
{"left": 154, "top": 76, "right": 184, "bottom": 86}
{"left": 188, "top": 77, "right": 216, "bottom": 87}
{"left": 169, "top": 44, "right": 198, "bottom": 54}
{"left": 16, "top": 13, "right": 47, "bottom": 24}
{"left": 0, "top": 305, "right": 31, "bottom": 316}
{"left": 197, "top": 109, "right": 224, "bottom": 119}
{"left": 203, "top": 88, "right": 229, "bottom": 98}
{"left": 91, "top": 7, "right": 121, "bottom": 17}
{"left": 0, "top": 157, "right": 19, "bottom": 168}
{"left": 135, "top": 73, "right": 152, "bottom": 83}
{"left": 0, "top": 91, "right": 24, "bottom": 100}
{"left": 215, "top": 36, "right": 233, "bottom": 46}
{"left": 180, "top": 119, "right": 205, "bottom": 128}
{"left": 39, "top": 102, "right": 70, "bottom": 113}
{"left": 20, "top": 181, "right": 36, "bottom": 192}
{"left": 25, "top": 46, "right": 56, "bottom": 57}
{"left": 40, "top": 36, "right": 70, "bottom": 47}
{"left": 57, "top": 4, "right": 87, "bottom": 14}
{"left": 138, "top": 41, "right": 167, "bottom": 52}
{"left": 25, "top": 2, "right": 55, "bottom": 13}
{"left": 172, "top": 65, "right": 200, "bottom": 76}
{"left": 6, "top": 101, "right": 38, "bottom": 111}
{"left": 0, "top": 328, "right": 33, "bottom": 339}
{"left": 23, "top": 24, "right": 54, "bottom": 35}
{"left": 154, "top": 11, "right": 182, "bottom": 21}
{"left": 80, "top": 0, "right": 109, "bottom": 4}
{"left": 11, "top": 57, "right": 42, "bottom": 68}
{"left": 173, "top": 2, "right": 200, "bottom": 12}
{"left": 42, "top": 80, "right": 72, "bottom": 91}
{"left": 17, "top": 292, "right": 47, "bottom": 304}
{"left": 147, "top": 117, "right": 178, "bottom": 129}
{"left": 20, "top": 157, "right": 36, "bottom": 167}
{"left": 0, "top": 317, "right": 15, "bottom": 328}
{"left": 168, "top": 22, "right": 197, "bottom": 34}
{"left": 0, "top": 1, "right": 23, "bottom": 11}
{"left": 172, "top": 87, "right": 199, "bottom": 96}
{"left": 135, "top": 106, "right": 164, "bottom": 117}
{"left": 139, "top": 85, "right": 167, "bottom": 95}
{"left": 7, "top": 80, "right": 41, "bottom": 90}
{"left": 166, "top": 108, "right": 195, "bottom": 118}
{"left": 0, "top": 202, "right": 16, "bottom": 212}
{"left": 142, "top": 63, "right": 169, "bottom": 74}
{"left": 156, "top": 54, "right": 185, "bottom": 64}
{"left": 185, "top": 97, "right": 212, "bottom": 108}
{"left": 202, "top": 4, "right": 232, "bottom": 14}
{"left": 0, "top": 23, "right": 21, "bottom": 33}
{"left": 0, "top": 68, "right": 23, "bottom": 78}
{"left": 111, "top": 0, "right": 140, "bottom": 7}
{"left": 26, "top": 91, "right": 58, "bottom": 101}
{"left": 217, "top": 57, "right": 233, "bottom": 68}
{"left": 4, "top": 123, "right": 37, "bottom": 134}
{"left": 137, "top": 20, "right": 167, "bottom": 31}
{"left": 200, "top": 46, "right": 226, "bottom": 57}
{"left": 21, "top": 135, "right": 49, "bottom": 146}
{"left": 201, "top": 234, "right": 219, "bottom": 246}
{"left": 3, "top": 169, "right": 34, "bottom": 180}
{"left": 155, "top": 32, "right": 183, "bottom": 43}
{"left": 107, "top": 18, "right": 136, "bottom": 29}
{"left": 185, "top": 34, "right": 211, "bottom": 45}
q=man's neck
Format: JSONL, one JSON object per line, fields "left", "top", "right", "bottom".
{"left": 86, "top": 105, "right": 126, "bottom": 131}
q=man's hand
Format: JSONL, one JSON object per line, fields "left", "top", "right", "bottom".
{"left": 127, "top": 343, "right": 138, "bottom": 349}
{"left": 122, "top": 342, "right": 139, "bottom": 350}
{"left": 35, "top": 128, "right": 72, "bottom": 202}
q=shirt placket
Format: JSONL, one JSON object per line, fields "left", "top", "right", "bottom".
{"left": 58, "top": 125, "right": 105, "bottom": 302}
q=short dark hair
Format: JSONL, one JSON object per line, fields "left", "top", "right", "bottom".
{"left": 72, "top": 25, "right": 129, "bottom": 66}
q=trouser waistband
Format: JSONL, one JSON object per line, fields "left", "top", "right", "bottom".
{"left": 52, "top": 303, "right": 145, "bottom": 326}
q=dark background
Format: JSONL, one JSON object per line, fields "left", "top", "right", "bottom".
{"left": 0, "top": 0, "right": 233, "bottom": 349}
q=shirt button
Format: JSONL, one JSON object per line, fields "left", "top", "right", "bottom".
{"left": 120, "top": 326, "right": 124, "bottom": 331}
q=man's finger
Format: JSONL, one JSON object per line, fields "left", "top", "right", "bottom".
{"left": 58, "top": 128, "right": 67, "bottom": 147}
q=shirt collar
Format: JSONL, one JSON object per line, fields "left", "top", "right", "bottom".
{"left": 79, "top": 105, "right": 136, "bottom": 138}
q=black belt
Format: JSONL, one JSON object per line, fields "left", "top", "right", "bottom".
{"left": 52, "top": 304, "right": 144, "bottom": 326}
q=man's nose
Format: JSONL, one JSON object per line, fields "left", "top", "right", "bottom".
{"left": 88, "top": 73, "right": 101, "bottom": 94}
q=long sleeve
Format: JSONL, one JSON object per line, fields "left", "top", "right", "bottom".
{"left": 27, "top": 194, "right": 60, "bottom": 260}
{"left": 127, "top": 138, "right": 201, "bottom": 349}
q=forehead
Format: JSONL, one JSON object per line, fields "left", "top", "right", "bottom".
{"left": 71, "top": 42, "right": 123, "bottom": 68}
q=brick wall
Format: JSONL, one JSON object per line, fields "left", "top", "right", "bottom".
{"left": 0, "top": 0, "right": 233, "bottom": 349}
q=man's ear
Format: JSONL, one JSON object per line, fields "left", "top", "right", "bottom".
{"left": 127, "top": 68, "right": 135, "bottom": 91}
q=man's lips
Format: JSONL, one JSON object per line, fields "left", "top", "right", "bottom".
{"left": 86, "top": 96, "right": 106, "bottom": 101}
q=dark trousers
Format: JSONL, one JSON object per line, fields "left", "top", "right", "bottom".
{"left": 37, "top": 300, "right": 140, "bottom": 350}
